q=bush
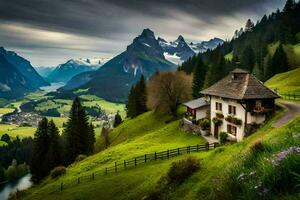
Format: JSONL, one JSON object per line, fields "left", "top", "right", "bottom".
{"left": 219, "top": 132, "right": 228, "bottom": 145}
{"left": 75, "top": 154, "right": 87, "bottom": 162}
{"left": 200, "top": 118, "right": 210, "bottom": 130}
{"left": 51, "top": 166, "right": 66, "bottom": 179}
{"left": 249, "top": 139, "right": 264, "bottom": 153}
{"left": 167, "top": 156, "right": 200, "bottom": 184}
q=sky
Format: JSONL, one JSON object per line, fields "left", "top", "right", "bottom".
{"left": 0, "top": 0, "right": 286, "bottom": 67}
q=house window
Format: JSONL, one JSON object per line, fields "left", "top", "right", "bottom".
{"left": 216, "top": 102, "right": 222, "bottom": 111}
{"left": 228, "top": 105, "right": 236, "bottom": 115}
{"left": 255, "top": 100, "right": 262, "bottom": 109}
{"left": 227, "top": 124, "right": 237, "bottom": 136}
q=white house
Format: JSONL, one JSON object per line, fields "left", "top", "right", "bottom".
{"left": 200, "top": 68, "right": 279, "bottom": 141}
{"left": 183, "top": 98, "right": 210, "bottom": 123}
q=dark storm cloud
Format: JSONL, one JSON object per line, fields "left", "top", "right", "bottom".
{"left": 0, "top": 0, "right": 285, "bottom": 66}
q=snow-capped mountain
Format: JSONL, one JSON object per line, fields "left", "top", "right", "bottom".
{"left": 46, "top": 58, "right": 109, "bottom": 83}
{"left": 62, "top": 28, "right": 176, "bottom": 102}
{"left": 159, "top": 36, "right": 224, "bottom": 64}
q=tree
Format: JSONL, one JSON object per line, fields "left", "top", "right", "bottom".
{"left": 31, "top": 118, "right": 50, "bottom": 183}
{"left": 46, "top": 120, "right": 62, "bottom": 170}
{"left": 241, "top": 45, "right": 255, "bottom": 72}
{"left": 87, "top": 123, "right": 96, "bottom": 154}
{"left": 192, "top": 58, "right": 207, "bottom": 98}
{"left": 271, "top": 44, "right": 289, "bottom": 74}
{"left": 63, "top": 97, "right": 95, "bottom": 164}
{"left": 245, "top": 19, "right": 254, "bottom": 32}
{"left": 284, "top": 0, "right": 295, "bottom": 13}
{"left": 147, "top": 71, "right": 192, "bottom": 117}
{"left": 1, "top": 133, "right": 10, "bottom": 143}
{"left": 0, "top": 163, "right": 5, "bottom": 182}
{"left": 126, "top": 75, "right": 147, "bottom": 118}
{"left": 114, "top": 112, "right": 123, "bottom": 127}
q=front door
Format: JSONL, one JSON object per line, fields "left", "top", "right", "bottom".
{"left": 214, "top": 124, "right": 219, "bottom": 138}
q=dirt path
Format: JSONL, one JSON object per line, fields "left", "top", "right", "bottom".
{"left": 273, "top": 101, "right": 300, "bottom": 128}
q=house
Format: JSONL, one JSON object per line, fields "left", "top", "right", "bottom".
{"left": 200, "top": 68, "right": 279, "bottom": 141}
{"left": 183, "top": 97, "right": 210, "bottom": 123}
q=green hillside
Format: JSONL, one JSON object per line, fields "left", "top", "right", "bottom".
{"left": 21, "top": 106, "right": 300, "bottom": 200}
{"left": 266, "top": 67, "right": 300, "bottom": 94}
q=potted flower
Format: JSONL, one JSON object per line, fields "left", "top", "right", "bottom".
{"left": 212, "top": 117, "right": 223, "bottom": 126}
{"left": 200, "top": 118, "right": 210, "bottom": 136}
{"left": 216, "top": 112, "right": 224, "bottom": 119}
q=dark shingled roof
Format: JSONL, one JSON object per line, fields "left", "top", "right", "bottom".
{"left": 201, "top": 68, "right": 280, "bottom": 100}
{"left": 183, "top": 97, "right": 210, "bottom": 109}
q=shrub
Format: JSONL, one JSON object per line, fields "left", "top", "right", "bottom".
{"left": 249, "top": 139, "right": 264, "bottom": 153}
{"left": 212, "top": 117, "right": 223, "bottom": 125}
{"left": 75, "top": 154, "right": 87, "bottom": 162}
{"left": 51, "top": 166, "right": 66, "bottom": 179}
{"left": 167, "top": 156, "right": 200, "bottom": 184}
{"left": 219, "top": 132, "right": 228, "bottom": 145}
{"left": 200, "top": 118, "right": 210, "bottom": 130}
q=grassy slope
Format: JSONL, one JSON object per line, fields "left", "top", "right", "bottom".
{"left": 23, "top": 105, "right": 300, "bottom": 200}
{"left": 23, "top": 111, "right": 206, "bottom": 200}
{"left": 265, "top": 67, "right": 300, "bottom": 94}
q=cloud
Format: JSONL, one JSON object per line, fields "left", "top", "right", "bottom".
{"left": 0, "top": 0, "right": 285, "bottom": 66}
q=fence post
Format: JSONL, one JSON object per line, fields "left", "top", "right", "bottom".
{"left": 154, "top": 152, "right": 157, "bottom": 160}
{"left": 92, "top": 173, "right": 95, "bottom": 180}
{"left": 167, "top": 150, "right": 169, "bottom": 159}
{"left": 294, "top": 94, "right": 296, "bottom": 100}
{"left": 197, "top": 144, "right": 199, "bottom": 152}
{"left": 186, "top": 146, "right": 188, "bottom": 154}
{"left": 135, "top": 158, "right": 137, "bottom": 167}
{"left": 206, "top": 142, "right": 209, "bottom": 151}
{"left": 60, "top": 182, "right": 63, "bottom": 191}
{"left": 188, "top": 145, "right": 190, "bottom": 154}
{"left": 115, "top": 162, "right": 117, "bottom": 172}
{"left": 177, "top": 148, "right": 180, "bottom": 155}
{"left": 78, "top": 177, "right": 80, "bottom": 184}
{"left": 124, "top": 160, "right": 126, "bottom": 168}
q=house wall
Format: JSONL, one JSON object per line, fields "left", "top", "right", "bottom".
{"left": 196, "top": 106, "right": 209, "bottom": 120}
{"left": 247, "top": 113, "right": 266, "bottom": 124}
{"left": 210, "top": 96, "right": 246, "bottom": 142}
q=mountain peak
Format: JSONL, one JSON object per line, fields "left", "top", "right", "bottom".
{"left": 141, "top": 28, "right": 155, "bottom": 38}
{"left": 176, "top": 35, "right": 185, "bottom": 41}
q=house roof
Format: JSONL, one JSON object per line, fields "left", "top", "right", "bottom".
{"left": 183, "top": 97, "right": 210, "bottom": 109}
{"left": 200, "top": 68, "right": 280, "bottom": 100}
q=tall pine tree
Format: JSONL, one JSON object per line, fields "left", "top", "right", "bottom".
{"left": 46, "top": 120, "right": 62, "bottom": 170}
{"left": 64, "top": 97, "right": 95, "bottom": 164}
{"left": 31, "top": 118, "right": 50, "bottom": 183}
{"left": 126, "top": 75, "right": 147, "bottom": 118}
{"left": 192, "top": 58, "right": 207, "bottom": 98}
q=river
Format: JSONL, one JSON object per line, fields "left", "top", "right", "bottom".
{"left": 0, "top": 174, "right": 33, "bottom": 200}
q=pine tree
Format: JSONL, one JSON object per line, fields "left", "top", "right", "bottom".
{"left": 284, "top": 0, "right": 295, "bottom": 13}
{"left": 136, "top": 75, "right": 147, "bottom": 114}
{"left": 192, "top": 58, "right": 207, "bottom": 98}
{"left": 87, "top": 123, "right": 95, "bottom": 154}
{"left": 114, "top": 112, "right": 123, "bottom": 127}
{"left": 46, "top": 120, "right": 62, "bottom": 169}
{"left": 126, "top": 86, "right": 137, "bottom": 118}
{"left": 31, "top": 118, "right": 50, "bottom": 183}
{"left": 241, "top": 45, "right": 255, "bottom": 72}
{"left": 245, "top": 19, "right": 254, "bottom": 32}
{"left": 126, "top": 75, "right": 147, "bottom": 118}
{"left": 0, "top": 163, "right": 5, "bottom": 182}
{"left": 271, "top": 44, "right": 289, "bottom": 74}
{"left": 64, "top": 97, "right": 94, "bottom": 164}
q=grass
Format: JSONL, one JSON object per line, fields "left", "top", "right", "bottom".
{"left": 265, "top": 67, "right": 300, "bottom": 94}
{"left": 22, "top": 106, "right": 300, "bottom": 200}
{"left": 0, "top": 108, "right": 15, "bottom": 115}
{"left": 22, "top": 111, "right": 206, "bottom": 200}
{"left": 224, "top": 52, "right": 233, "bottom": 61}
{"left": 268, "top": 42, "right": 300, "bottom": 67}
{"left": 0, "top": 124, "right": 36, "bottom": 139}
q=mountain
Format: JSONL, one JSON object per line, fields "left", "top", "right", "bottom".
{"left": 62, "top": 28, "right": 177, "bottom": 102}
{"left": 35, "top": 66, "right": 54, "bottom": 78}
{"left": 189, "top": 37, "right": 224, "bottom": 53}
{"left": 159, "top": 36, "right": 224, "bottom": 64}
{"left": 0, "top": 54, "right": 35, "bottom": 99}
{"left": 0, "top": 47, "right": 49, "bottom": 88}
{"left": 46, "top": 58, "right": 106, "bottom": 83}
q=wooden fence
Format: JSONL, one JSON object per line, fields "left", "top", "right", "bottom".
{"left": 52, "top": 142, "right": 218, "bottom": 193}
{"left": 280, "top": 93, "right": 300, "bottom": 101}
